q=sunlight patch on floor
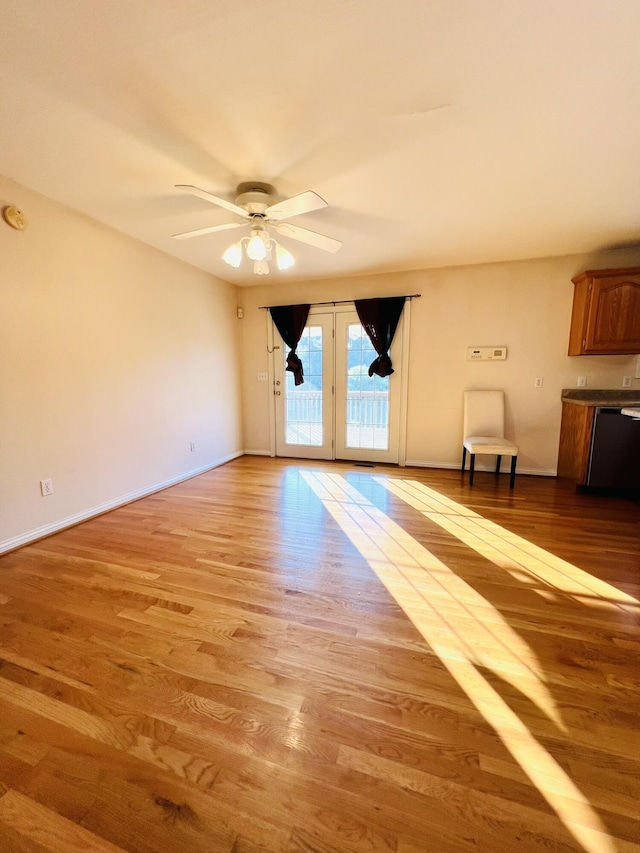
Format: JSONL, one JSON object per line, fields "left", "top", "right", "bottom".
{"left": 378, "top": 478, "right": 637, "bottom": 611}
{"left": 301, "top": 471, "right": 623, "bottom": 853}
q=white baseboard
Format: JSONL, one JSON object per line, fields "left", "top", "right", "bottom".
{"left": 237, "top": 452, "right": 557, "bottom": 477}
{"left": 0, "top": 451, "right": 243, "bottom": 555}
{"left": 404, "top": 459, "right": 557, "bottom": 477}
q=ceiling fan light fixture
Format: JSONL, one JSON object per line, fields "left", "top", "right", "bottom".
{"left": 222, "top": 241, "right": 243, "bottom": 268}
{"left": 221, "top": 234, "right": 295, "bottom": 275}
{"left": 275, "top": 243, "right": 295, "bottom": 271}
{"left": 246, "top": 230, "right": 268, "bottom": 261}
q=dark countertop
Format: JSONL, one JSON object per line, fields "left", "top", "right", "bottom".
{"left": 561, "top": 389, "right": 640, "bottom": 407}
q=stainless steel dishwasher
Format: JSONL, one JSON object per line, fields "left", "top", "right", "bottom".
{"left": 586, "top": 407, "right": 640, "bottom": 489}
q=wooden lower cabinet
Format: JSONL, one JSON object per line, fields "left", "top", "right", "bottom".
{"left": 557, "top": 402, "right": 595, "bottom": 485}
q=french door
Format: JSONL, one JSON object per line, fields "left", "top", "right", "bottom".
{"left": 274, "top": 314, "right": 334, "bottom": 460}
{"left": 334, "top": 311, "right": 401, "bottom": 463}
{"left": 273, "top": 308, "right": 405, "bottom": 464}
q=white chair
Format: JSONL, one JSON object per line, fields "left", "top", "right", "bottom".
{"left": 461, "top": 390, "right": 518, "bottom": 488}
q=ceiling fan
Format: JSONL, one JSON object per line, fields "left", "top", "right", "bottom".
{"left": 172, "top": 181, "right": 342, "bottom": 275}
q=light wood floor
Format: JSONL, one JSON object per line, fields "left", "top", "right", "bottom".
{"left": 0, "top": 457, "right": 638, "bottom": 853}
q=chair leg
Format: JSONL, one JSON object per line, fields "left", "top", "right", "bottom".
{"left": 495, "top": 454, "right": 502, "bottom": 474}
{"left": 469, "top": 454, "right": 475, "bottom": 486}
{"left": 510, "top": 455, "right": 517, "bottom": 489}
{"left": 461, "top": 446, "right": 467, "bottom": 472}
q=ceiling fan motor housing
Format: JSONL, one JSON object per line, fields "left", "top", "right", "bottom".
{"left": 235, "top": 182, "right": 277, "bottom": 214}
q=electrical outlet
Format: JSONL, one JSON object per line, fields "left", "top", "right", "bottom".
{"left": 577, "top": 376, "right": 586, "bottom": 387}
{"left": 40, "top": 479, "right": 53, "bottom": 496}
{"left": 190, "top": 441, "right": 196, "bottom": 452}
{"left": 622, "top": 376, "right": 632, "bottom": 388}
{"left": 636, "top": 355, "right": 640, "bottom": 379}
{"left": 534, "top": 377, "right": 544, "bottom": 388}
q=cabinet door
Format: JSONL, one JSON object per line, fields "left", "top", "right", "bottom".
{"left": 557, "top": 402, "right": 594, "bottom": 483}
{"left": 584, "top": 273, "right": 640, "bottom": 354}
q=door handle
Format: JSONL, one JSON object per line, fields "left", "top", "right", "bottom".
{"left": 274, "top": 390, "right": 281, "bottom": 396}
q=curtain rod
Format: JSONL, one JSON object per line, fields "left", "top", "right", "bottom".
{"left": 258, "top": 294, "right": 421, "bottom": 309}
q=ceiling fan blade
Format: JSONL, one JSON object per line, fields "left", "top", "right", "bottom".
{"left": 275, "top": 222, "right": 342, "bottom": 253}
{"left": 172, "top": 222, "right": 245, "bottom": 240}
{"left": 175, "top": 184, "right": 249, "bottom": 219}
{"left": 265, "top": 191, "right": 328, "bottom": 221}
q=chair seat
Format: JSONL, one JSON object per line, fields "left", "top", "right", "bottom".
{"left": 463, "top": 436, "right": 518, "bottom": 456}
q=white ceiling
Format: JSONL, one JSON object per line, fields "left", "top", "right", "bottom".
{"left": 1, "top": 0, "right": 639, "bottom": 285}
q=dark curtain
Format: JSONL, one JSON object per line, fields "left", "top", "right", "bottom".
{"left": 354, "top": 296, "right": 406, "bottom": 377}
{"left": 269, "top": 303, "right": 311, "bottom": 385}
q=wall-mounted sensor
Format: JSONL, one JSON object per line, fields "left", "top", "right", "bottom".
{"left": 3, "top": 206, "right": 27, "bottom": 230}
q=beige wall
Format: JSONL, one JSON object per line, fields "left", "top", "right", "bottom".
{"left": 0, "top": 175, "right": 242, "bottom": 551}
{"left": 239, "top": 249, "right": 640, "bottom": 473}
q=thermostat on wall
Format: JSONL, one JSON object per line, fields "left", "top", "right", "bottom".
{"left": 466, "top": 346, "right": 507, "bottom": 361}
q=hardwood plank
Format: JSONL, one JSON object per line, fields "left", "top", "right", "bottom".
{"left": 0, "top": 789, "right": 128, "bottom": 852}
{"left": 0, "top": 822, "right": 52, "bottom": 853}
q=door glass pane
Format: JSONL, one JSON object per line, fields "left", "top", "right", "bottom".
{"left": 284, "top": 325, "right": 323, "bottom": 446}
{"left": 345, "top": 323, "right": 389, "bottom": 450}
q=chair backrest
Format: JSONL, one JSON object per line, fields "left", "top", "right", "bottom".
{"left": 463, "top": 390, "right": 505, "bottom": 438}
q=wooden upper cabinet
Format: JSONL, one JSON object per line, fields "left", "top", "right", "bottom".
{"left": 568, "top": 267, "right": 640, "bottom": 355}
